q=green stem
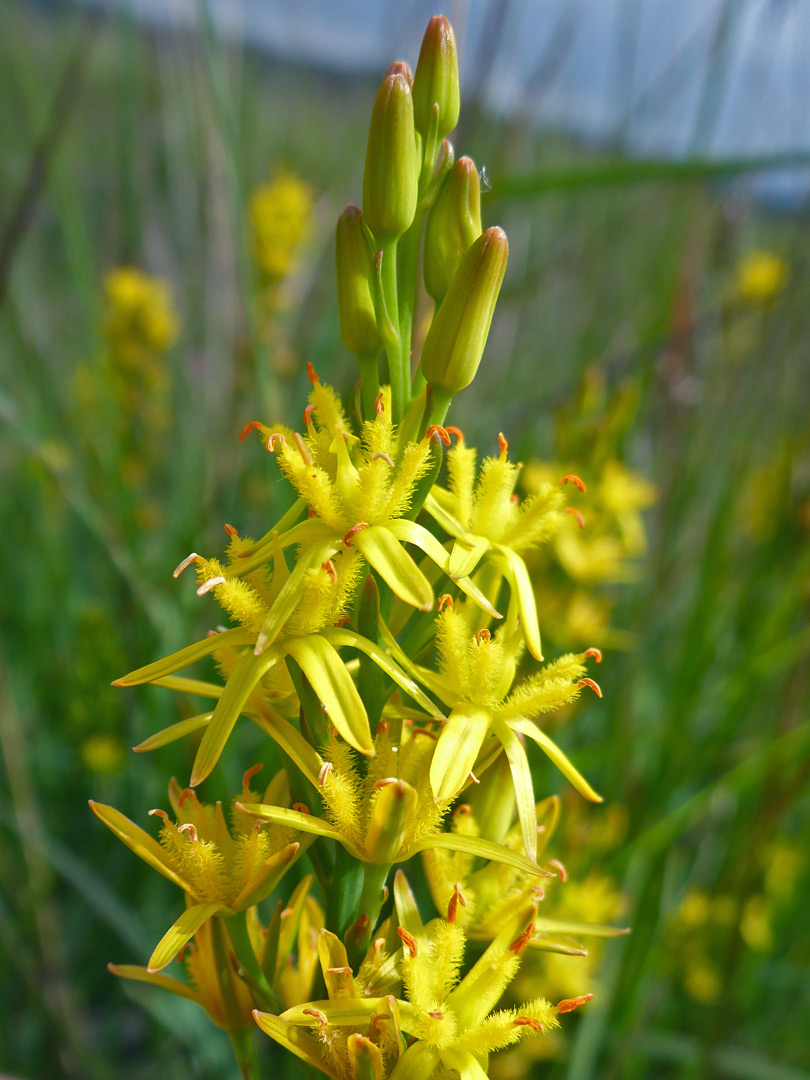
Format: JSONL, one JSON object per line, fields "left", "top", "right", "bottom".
{"left": 225, "top": 910, "right": 279, "bottom": 1011}
{"left": 380, "top": 239, "right": 408, "bottom": 423}
{"left": 210, "top": 916, "right": 251, "bottom": 1035}
{"left": 228, "top": 1028, "right": 261, "bottom": 1080}
{"left": 357, "top": 349, "right": 381, "bottom": 420}
{"left": 347, "top": 862, "right": 391, "bottom": 967}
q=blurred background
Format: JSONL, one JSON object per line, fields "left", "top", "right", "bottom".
{"left": 1, "top": 0, "right": 809, "bottom": 1077}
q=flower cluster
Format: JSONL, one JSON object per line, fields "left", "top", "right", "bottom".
{"left": 92, "top": 16, "right": 629, "bottom": 1078}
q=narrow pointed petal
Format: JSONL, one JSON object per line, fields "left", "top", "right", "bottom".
{"left": 190, "top": 650, "right": 278, "bottom": 786}
{"left": 491, "top": 544, "right": 542, "bottom": 659}
{"left": 430, "top": 708, "right": 492, "bottom": 803}
{"left": 114, "top": 629, "right": 254, "bottom": 686}
{"left": 376, "top": 618, "right": 458, "bottom": 707}
{"left": 236, "top": 803, "right": 362, "bottom": 857}
{"left": 388, "top": 519, "right": 501, "bottom": 618}
{"left": 133, "top": 713, "right": 212, "bottom": 753}
{"left": 280, "top": 998, "right": 385, "bottom": 1026}
{"left": 284, "top": 635, "right": 373, "bottom": 755}
{"left": 510, "top": 718, "right": 602, "bottom": 802}
{"left": 253, "top": 1011, "right": 337, "bottom": 1077}
{"left": 423, "top": 490, "right": 466, "bottom": 536}
{"left": 255, "top": 542, "right": 338, "bottom": 654}
{"left": 418, "top": 832, "right": 554, "bottom": 878}
{"left": 107, "top": 963, "right": 203, "bottom": 1004}
{"left": 89, "top": 801, "right": 189, "bottom": 891}
{"left": 440, "top": 1050, "right": 489, "bottom": 1080}
{"left": 388, "top": 1042, "right": 440, "bottom": 1080}
{"left": 535, "top": 795, "right": 560, "bottom": 860}
{"left": 392, "top": 870, "right": 424, "bottom": 937}
{"left": 321, "top": 627, "right": 444, "bottom": 718}
{"left": 534, "top": 916, "right": 629, "bottom": 938}
{"left": 229, "top": 514, "right": 329, "bottom": 578}
{"left": 492, "top": 720, "right": 537, "bottom": 862}
{"left": 253, "top": 711, "right": 324, "bottom": 788}
{"left": 148, "top": 902, "right": 229, "bottom": 972}
{"left": 348, "top": 1034, "right": 383, "bottom": 1080}
{"left": 231, "top": 842, "right": 302, "bottom": 910}
{"left": 352, "top": 525, "right": 433, "bottom": 612}
{"left": 152, "top": 675, "right": 224, "bottom": 699}
{"left": 448, "top": 533, "right": 490, "bottom": 579}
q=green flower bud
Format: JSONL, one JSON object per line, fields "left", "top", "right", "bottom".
{"left": 336, "top": 204, "right": 380, "bottom": 355}
{"left": 420, "top": 226, "right": 508, "bottom": 400}
{"left": 423, "top": 156, "right": 482, "bottom": 304}
{"left": 364, "top": 778, "right": 417, "bottom": 863}
{"left": 386, "top": 60, "right": 413, "bottom": 86}
{"left": 362, "top": 73, "right": 419, "bottom": 241}
{"left": 412, "top": 15, "right": 460, "bottom": 141}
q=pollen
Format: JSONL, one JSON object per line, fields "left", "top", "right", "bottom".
{"left": 397, "top": 926, "right": 418, "bottom": 958}
{"left": 560, "top": 473, "right": 586, "bottom": 492}
{"left": 578, "top": 678, "right": 602, "bottom": 698}
{"left": 240, "top": 420, "right": 263, "bottom": 441}
{"left": 565, "top": 507, "right": 586, "bottom": 528}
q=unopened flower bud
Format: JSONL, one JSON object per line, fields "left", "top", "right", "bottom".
{"left": 424, "top": 156, "right": 482, "bottom": 304}
{"left": 362, "top": 73, "right": 419, "bottom": 241}
{"left": 336, "top": 205, "right": 380, "bottom": 355}
{"left": 364, "top": 778, "right": 417, "bottom": 863}
{"left": 347, "top": 1033, "right": 384, "bottom": 1080}
{"left": 420, "top": 226, "right": 508, "bottom": 401}
{"left": 412, "top": 15, "right": 460, "bottom": 141}
{"left": 386, "top": 60, "right": 413, "bottom": 87}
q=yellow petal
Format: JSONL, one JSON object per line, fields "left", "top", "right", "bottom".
{"left": 253, "top": 710, "right": 324, "bottom": 788}
{"left": 280, "top": 998, "right": 385, "bottom": 1026}
{"left": 236, "top": 803, "right": 362, "bottom": 857}
{"left": 252, "top": 1011, "right": 337, "bottom": 1078}
{"left": 491, "top": 544, "right": 542, "bottom": 660}
{"left": 448, "top": 532, "right": 490, "bottom": 579}
{"left": 419, "top": 832, "right": 553, "bottom": 879}
{"left": 492, "top": 720, "right": 537, "bottom": 862}
{"left": 113, "top": 628, "right": 254, "bottom": 686}
{"left": 352, "top": 525, "right": 433, "bottom": 612}
{"left": 148, "top": 902, "right": 229, "bottom": 972}
{"left": 283, "top": 635, "right": 373, "bottom": 755}
{"left": 231, "top": 842, "right": 301, "bottom": 910}
{"left": 254, "top": 542, "right": 337, "bottom": 654}
{"left": 509, "top": 718, "right": 602, "bottom": 803}
{"left": 190, "top": 650, "right": 278, "bottom": 786}
{"left": 133, "top": 713, "right": 212, "bottom": 753}
{"left": 430, "top": 707, "right": 492, "bottom": 803}
{"left": 107, "top": 962, "right": 203, "bottom": 1005}
{"left": 89, "top": 801, "right": 189, "bottom": 892}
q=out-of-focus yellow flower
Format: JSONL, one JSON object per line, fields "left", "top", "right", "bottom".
{"left": 734, "top": 250, "right": 788, "bottom": 305}
{"left": 103, "top": 267, "right": 179, "bottom": 362}
{"left": 250, "top": 171, "right": 313, "bottom": 282}
{"left": 81, "top": 733, "right": 125, "bottom": 775}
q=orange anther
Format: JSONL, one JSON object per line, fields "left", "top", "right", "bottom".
{"left": 197, "top": 576, "right": 225, "bottom": 596}
{"left": 376, "top": 719, "right": 390, "bottom": 734}
{"left": 565, "top": 507, "right": 586, "bottom": 528}
{"left": 177, "top": 788, "right": 197, "bottom": 807}
{"left": 343, "top": 522, "right": 369, "bottom": 546}
{"left": 173, "top": 552, "right": 201, "bottom": 579}
{"left": 292, "top": 802, "right": 311, "bottom": 815}
{"left": 514, "top": 1016, "right": 543, "bottom": 1031}
{"left": 372, "top": 451, "right": 395, "bottom": 467}
{"left": 444, "top": 426, "right": 464, "bottom": 442}
{"left": 509, "top": 922, "right": 536, "bottom": 955}
{"left": 224, "top": 523, "right": 238, "bottom": 537}
{"left": 556, "top": 994, "right": 594, "bottom": 1014}
{"left": 240, "top": 420, "right": 263, "bottom": 441}
{"left": 467, "top": 770, "right": 480, "bottom": 785}
{"left": 583, "top": 647, "right": 602, "bottom": 663}
{"left": 447, "top": 883, "right": 467, "bottom": 923}
{"left": 372, "top": 936, "right": 386, "bottom": 956}
{"left": 318, "top": 762, "right": 333, "bottom": 787}
{"left": 454, "top": 804, "right": 472, "bottom": 817}
{"left": 428, "top": 1010, "right": 444, "bottom": 1019}
{"left": 306, "top": 362, "right": 319, "bottom": 385}
{"left": 560, "top": 474, "right": 587, "bottom": 492}
{"left": 511, "top": 493, "right": 520, "bottom": 504}
{"left": 498, "top": 432, "right": 508, "bottom": 456}
{"left": 302, "top": 1008, "right": 328, "bottom": 1026}
{"left": 292, "top": 431, "right": 313, "bottom": 465}
{"left": 413, "top": 727, "right": 438, "bottom": 741}
{"left": 322, "top": 559, "right": 337, "bottom": 583}
{"left": 242, "top": 764, "right": 263, "bottom": 788}
{"left": 335, "top": 615, "right": 351, "bottom": 627}
{"left": 547, "top": 858, "right": 568, "bottom": 883}
{"left": 266, "top": 432, "right": 286, "bottom": 452}
{"left": 425, "top": 424, "right": 451, "bottom": 445}
{"left": 178, "top": 823, "right": 198, "bottom": 841}
{"left": 578, "top": 678, "right": 602, "bottom": 698}
{"left": 476, "top": 628, "right": 491, "bottom": 644}
{"left": 327, "top": 964, "right": 353, "bottom": 975}
{"left": 304, "top": 404, "right": 317, "bottom": 426}
{"left": 148, "top": 808, "right": 169, "bottom": 821}
{"left": 397, "top": 927, "right": 418, "bottom": 958}
{"left": 437, "top": 594, "right": 454, "bottom": 611}
{"left": 374, "top": 392, "right": 385, "bottom": 414}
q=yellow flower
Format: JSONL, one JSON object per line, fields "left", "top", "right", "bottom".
{"left": 250, "top": 171, "right": 313, "bottom": 281}
{"left": 103, "top": 266, "right": 179, "bottom": 359}
{"left": 81, "top": 733, "right": 125, "bottom": 775}
{"left": 734, "top": 250, "right": 788, "bottom": 305}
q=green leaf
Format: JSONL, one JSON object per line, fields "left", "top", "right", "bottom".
{"left": 352, "top": 525, "right": 434, "bottom": 612}
{"left": 89, "top": 801, "right": 190, "bottom": 892}
{"left": 133, "top": 713, "right": 212, "bottom": 753}
{"left": 190, "top": 650, "right": 278, "bottom": 786}
{"left": 284, "top": 634, "right": 373, "bottom": 755}
{"left": 147, "top": 902, "right": 229, "bottom": 972}
{"left": 113, "top": 628, "right": 254, "bottom": 686}
{"left": 510, "top": 718, "right": 602, "bottom": 803}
